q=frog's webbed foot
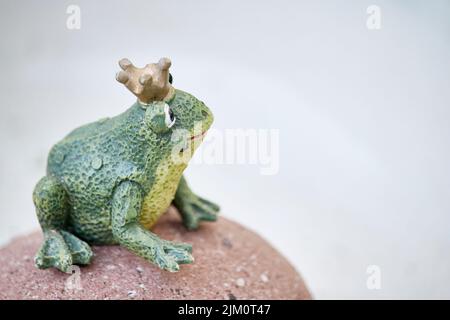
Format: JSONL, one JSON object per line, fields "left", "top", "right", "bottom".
{"left": 60, "top": 230, "right": 93, "bottom": 265}
{"left": 152, "top": 238, "right": 193, "bottom": 272}
{"left": 176, "top": 195, "right": 220, "bottom": 230}
{"left": 35, "top": 230, "right": 72, "bottom": 272}
{"left": 173, "top": 176, "right": 220, "bottom": 230}
{"left": 35, "top": 230, "right": 93, "bottom": 273}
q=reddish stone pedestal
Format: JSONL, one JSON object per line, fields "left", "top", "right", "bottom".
{"left": 0, "top": 208, "right": 311, "bottom": 300}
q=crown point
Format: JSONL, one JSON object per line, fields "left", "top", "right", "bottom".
{"left": 116, "top": 71, "right": 129, "bottom": 84}
{"left": 158, "top": 57, "right": 171, "bottom": 70}
{"left": 119, "top": 58, "right": 133, "bottom": 70}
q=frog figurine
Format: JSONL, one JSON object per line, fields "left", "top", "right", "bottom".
{"left": 32, "top": 57, "right": 220, "bottom": 273}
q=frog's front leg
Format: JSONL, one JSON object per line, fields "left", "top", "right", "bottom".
{"left": 111, "top": 180, "right": 193, "bottom": 272}
{"left": 173, "top": 176, "right": 220, "bottom": 230}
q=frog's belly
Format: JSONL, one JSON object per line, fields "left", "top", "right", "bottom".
{"left": 139, "top": 160, "right": 186, "bottom": 229}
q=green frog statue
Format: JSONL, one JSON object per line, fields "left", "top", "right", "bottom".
{"left": 32, "top": 57, "right": 220, "bottom": 273}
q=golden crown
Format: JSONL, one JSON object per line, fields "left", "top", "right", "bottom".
{"left": 116, "top": 57, "right": 174, "bottom": 104}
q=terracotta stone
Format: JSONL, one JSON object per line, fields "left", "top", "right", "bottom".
{"left": 0, "top": 208, "right": 311, "bottom": 300}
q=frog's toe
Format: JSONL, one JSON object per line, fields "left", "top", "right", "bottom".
{"left": 161, "top": 239, "right": 192, "bottom": 253}
{"left": 198, "top": 197, "right": 220, "bottom": 212}
{"left": 35, "top": 230, "right": 73, "bottom": 273}
{"left": 193, "top": 203, "right": 218, "bottom": 221}
{"left": 153, "top": 246, "right": 180, "bottom": 272}
{"left": 181, "top": 211, "right": 198, "bottom": 230}
{"left": 60, "top": 230, "right": 93, "bottom": 265}
{"left": 152, "top": 241, "right": 194, "bottom": 272}
{"left": 164, "top": 243, "right": 194, "bottom": 265}
{"left": 191, "top": 198, "right": 219, "bottom": 221}
{"left": 179, "top": 201, "right": 218, "bottom": 231}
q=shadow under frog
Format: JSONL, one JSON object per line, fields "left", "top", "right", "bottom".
{"left": 32, "top": 57, "right": 220, "bottom": 272}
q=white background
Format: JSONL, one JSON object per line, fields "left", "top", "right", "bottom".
{"left": 0, "top": 0, "right": 449, "bottom": 299}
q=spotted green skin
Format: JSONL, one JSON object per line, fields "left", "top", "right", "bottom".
{"left": 33, "top": 89, "right": 220, "bottom": 273}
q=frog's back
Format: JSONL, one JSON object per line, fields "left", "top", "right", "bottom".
{"left": 46, "top": 105, "right": 146, "bottom": 243}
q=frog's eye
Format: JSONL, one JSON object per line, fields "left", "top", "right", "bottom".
{"left": 169, "top": 73, "right": 173, "bottom": 84}
{"left": 164, "top": 104, "right": 176, "bottom": 128}
{"left": 145, "top": 101, "right": 175, "bottom": 133}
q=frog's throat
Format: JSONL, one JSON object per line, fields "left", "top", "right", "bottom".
{"left": 139, "top": 136, "right": 203, "bottom": 229}
{"left": 139, "top": 155, "right": 187, "bottom": 229}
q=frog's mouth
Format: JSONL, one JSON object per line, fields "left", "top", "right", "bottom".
{"left": 179, "top": 131, "right": 207, "bottom": 153}
{"left": 190, "top": 131, "right": 207, "bottom": 141}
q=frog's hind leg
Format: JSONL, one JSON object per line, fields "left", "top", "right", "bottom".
{"left": 33, "top": 176, "right": 93, "bottom": 272}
